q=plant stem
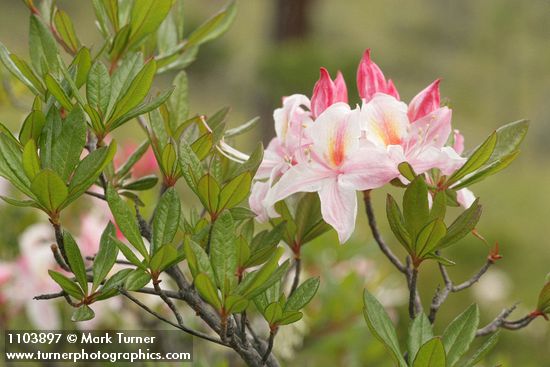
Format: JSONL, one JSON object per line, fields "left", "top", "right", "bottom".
{"left": 409, "top": 268, "right": 419, "bottom": 319}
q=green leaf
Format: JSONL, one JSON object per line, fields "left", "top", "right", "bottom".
{"left": 106, "top": 52, "right": 144, "bottom": 116}
{"left": 49, "top": 107, "right": 87, "bottom": 181}
{"left": 295, "top": 192, "right": 331, "bottom": 244}
{"left": 442, "top": 304, "right": 480, "bottom": 367}
{"left": 149, "top": 243, "right": 179, "bottom": 272}
{"left": 197, "top": 174, "right": 221, "bottom": 213}
{"left": 22, "top": 140, "right": 40, "bottom": 180}
{"left": 93, "top": 222, "right": 119, "bottom": 291}
{"left": 183, "top": 238, "right": 214, "bottom": 280}
{"left": 87, "top": 62, "right": 111, "bottom": 116}
{"left": 195, "top": 272, "right": 222, "bottom": 310}
{"left": 232, "top": 142, "right": 263, "bottom": 178}
{"left": 536, "top": 281, "right": 550, "bottom": 314}
{"left": 124, "top": 269, "right": 151, "bottom": 291}
{"left": 439, "top": 199, "right": 482, "bottom": 248}
{"left": 210, "top": 211, "right": 237, "bottom": 296}
{"left": 0, "top": 133, "right": 32, "bottom": 197}
{"left": 19, "top": 110, "right": 46, "bottom": 146}
{"left": 54, "top": 10, "right": 80, "bottom": 52}
{"left": 110, "top": 24, "right": 130, "bottom": 61}
{"left": 71, "top": 305, "right": 95, "bottom": 322}
{"left": 415, "top": 219, "right": 447, "bottom": 258}
{"left": 128, "top": 0, "right": 174, "bottom": 49}
{"left": 462, "top": 331, "right": 500, "bottom": 367}
{"left": 386, "top": 194, "right": 412, "bottom": 251}
{"left": 63, "top": 232, "right": 88, "bottom": 294}
{"left": 408, "top": 313, "right": 434, "bottom": 364}
{"left": 285, "top": 277, "right": 320, "bottom": 312}
{"left": 451, "top": 151, "right": 520, "bottom": 190}
{"left": 490, "top": 120, "right": 529, "bottom": 163}
{"left": 447, "top": 132, "right": 497, "bottom": 185}
{"left": 109, "top": 60, "right": 157, "bottom": 124}
{"left": 98, "top": 268, "right": 133, "bottom": 297}
{"left": 363, "top": 289, "right": 407, "bottom": 367}
{"left": 168, "top": 71, "right": 188, "bottom": 131}
{"left": 403, "top": 176, "right": 430, "bottom": 238}
{"left": 113, "top": 237, "right": 146, "bottom": 269}
{"left": 106, "top": 186, "right": 148, "bottom": 259}
{"left": 178, "top": 137, "right": 203, "bottom": 192}
{"left": 264, "top": 302, "right": 283, "bottom": 324}
{"left": 30, "top": 169, "right": 68, "bottom": 212}
{"left": 67, "top": 142, "right": 117, "bottom": 202}
{"left": 0, "top": 196, "right": 38, "bottom": 208}
{"left": 225, "top": 294, "right": 249, "bottom": 314}
{"left": 186, "top": 1, "right": 237, "bottom": 47}
{"left": 277, "top": 311, "right": 303, "bottom": 325}
{"left": 44, "top": 74, "right": 73, "bottom": 111}
{"left": 122, "top": 175, "right": 158, "bottom": 191}
{"left": 234, "top": 247, "right": 284, "bottom": 298}
{"left": 412, "top": 337, "right": 446, "bottom": 367}
{"left": 73, "top": 47, "right": 92, "bottom": 88}
{"left": 29, "top": 15, "right": 59, "bottom": 74}
{"left": 429, "top": 191, "right": 447, "bottom": 221}
{"left": 398, "top": 161, "right": 417, "bottom": 182}
{"left": 48, "top": 270, "right": 83, "bottom": 299}
{"left": 0, "top": 43, "right": 42, "bottom": 96}
{"left": 8, "top": 53, "right": 45, "bottom": 95}
{"left": 151, "top": 188, "right": 181, "bottom": 253}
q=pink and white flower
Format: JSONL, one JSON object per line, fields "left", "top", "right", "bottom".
{"left": 264, "top": 103, "right": 398, "bottom": 243}
{"left": 357, "top": 49, "right": 399, "bottom": 102}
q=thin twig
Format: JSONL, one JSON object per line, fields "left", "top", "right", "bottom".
{"left": 85, "top": 255, "right": 134, "bottom": 266}
{"left": 363, "top": 190, "right": 406, "bottom": 273}
{"left": 262, "top": 328, "right": 278, "bottom": 365}
{"left": 50, "top": 244, "right": 70, "bottom": 272}
{"left": 118, "top": 287, "right": 227, "bottom": 346}
{"left": 85, "top": 191, "right": 107, "bottom": 201}
{"left": 409, "top": 268, "right": 419, "bottom": 319}
{"left": 289, "top": 257, "right": 301, "bottom": 296}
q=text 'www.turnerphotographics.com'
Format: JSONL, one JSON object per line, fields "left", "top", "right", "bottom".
{"left": 4, "top": 330, "right": 193, "bottom": 363}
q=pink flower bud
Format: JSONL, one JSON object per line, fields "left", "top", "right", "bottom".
{"left": 408, "top": 79, "right": 441, "bottom": 122}
{"left": 386, "top": 79, "right": 400, "bottom": 100}
{"left": 356, "top": 49, "right": 388, "bottom": 102}
{"left": 311, "top": 67, "right": 348, "bottom": 118}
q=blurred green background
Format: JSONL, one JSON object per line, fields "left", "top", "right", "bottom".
{"left": 0, "top": 0, "right": 549, "bottom": 366}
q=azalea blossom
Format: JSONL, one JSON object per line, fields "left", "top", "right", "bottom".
{"left": 357, "top": 49, "right": 399, "bottom": 102}
{"left": 264, "top": 103, "right": 398, "bottom": 243}
{"left": 311, "top": 67, "right": 348, "bottom": 119}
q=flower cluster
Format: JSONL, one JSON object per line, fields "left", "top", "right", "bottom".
{"left": 250, "top": 49, "right": 475, "bottom": 243}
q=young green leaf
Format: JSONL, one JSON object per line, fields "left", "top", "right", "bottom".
{"left": 451, "top": 151, "right": 519, "bottom": 190}
{"left": 386, "top": 194, "right": 412, "bottom": 251}
{"left": 63, "top": 231, "right": 88, "bottom": 294}
{"left": 183, "top": 238, "right": 214, "bottom": 280}
{"left": 490, "top": 120, "right": 529, "bottom": 163}
{"left": 0, "top": 133, "right": 33, "bottom": 198}
{"left": 92, "top": 222, "right": 119, "bottom": 291}
{"left": 106, "top": 186, "right": 148, "bottom": 259}
{"left": 29, "top": 15, "right": 59, "bottom": 74}
{"left": 149, "top": 243, "right": 179, "bottom": 272}
{"left": 197, "top": 174, "right": 221, "bottom": 213}
{"left": 225, "top": 294, "right": 249, "bottom": 314}
{"left": 412, "top": 337, "right": 446, "bottom": 367}
{"left": 403, "top": 176, "right": 430, "bottom": 238}
{"left": 363, "top": 289, "right": 407, "bottom": 367}
{"left": 415, "top": 219, "right": 447, "bottom": 258}
{"left": 234, "top": 247, "right": 284, "bottom": 298}
{"left": 71, "top": 305, "right": 95, "bottom": 322}
{"left": 53, "top": 9, "right": 80, "bottom": 53}
{"left": 0, "top": 43, "right": 43, "bottom": 96}
{"left": 19, "top": 110, "right": 45, "bottom": 146}
{"left": 124, "top": 269, "right": 151, "bottom": 291}
{"left": 295, "top": 192, "right": 331, "bottom": 244}
{"left": 48, "top": 270, "right": 83, "bottom": 299}
{"left": 447, "top": 132, "right": 497, "bottom": 185}
{"left": 151, "top": 188, "right": 181, "bottom": 253}
{"left": 115, "top": 140, "right": 149, "bottom": 178}
{"left": 128, "top": 0, "right": 173, "bottom": 49}
{"left": 536, "top": 280, "right": 550, "bottom": 314}
{"left": 277, "top": 311, "right": 303, "bottom": 325}
{"left": 398, "top": 161, "right": 417, "bottom": 182}
{"left": 442, "top": 304, "right": 480, "bottom": 367}
{"left": 30, "top": 169, "right": 68, "bottom": 212}
{"left": 264, "top": 302, "right": 283, "bottom": 324}
{"left": 8, "top": 54, "right": 45, "bottom": 95}
{"left": 122, "top": 175, "right": 158, "bottom": 191}
{"left": 168, "top": 71, "right": 188, "bottom": 131}
{"left": 408, "top": 313, "right": 434, "bottom": 364}
{"left": 194, "top": 272, "right": 222, "bottom": 311}
{"left": 439, "top": 199, "right": 482, "bottom": 248}
{"left": 22, "top": 139, "right": 40, "bottom": 180}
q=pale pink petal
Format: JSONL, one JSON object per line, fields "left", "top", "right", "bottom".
{"left": 453, "top": 129, "right": 465, "bottom": 155}
{"left": 408, "top": 107, "right": 452, "bottom": 149}
{"left": 264, "top": 163, "right": 333, "bottom": 216}
{"left": 362, "top": 94, "right": 410, "bottom": 148}
{"left": 274, "top": 94, "right": 311, "bottom": 151}
{"left": 340, "top": 146, "right": 399, "bottom": 190}
{"left": 356, "top": 49, "right": 388, "bottom": 102}
{"left": 307, "top": 103, "right": 361, "bottom": 168}
{"left": 249, "top": 181, "right": 271, "bottom": 222}
{"left": 408, "top": 79, "right": 441, "bottom": 121}
{"left": 256, "top": 138, "right": 285, "bottom": 180}
{"left": 407, "top": 146, "right": 464, "bottom": 175}
{"left": 319, "top": 179, "right": 358, "bottom": 243}
{"left": 456, "top": 188, "right": 476, "bottom": 208}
